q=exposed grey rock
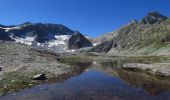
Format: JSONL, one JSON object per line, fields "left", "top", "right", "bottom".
{"left": 91, "top": 40, "right": 113, "bottom": 52}
{"left": 33, "top": 74, "right": 47, "bottom": 80}
{"left": 68, "top": 32, "right": 93, "bottom": 49}
{"left": 122, "top": 63, "right": 170, "bottom": 77}
{"left": 141, "top": 12, "right": 167, "bottom": 24}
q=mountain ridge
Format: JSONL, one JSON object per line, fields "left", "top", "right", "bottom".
{"left": 91, "top": 12, "right": 170, "bottom": 56}
{"left": 0, "top": 22, "right": 93, "bottom": 53}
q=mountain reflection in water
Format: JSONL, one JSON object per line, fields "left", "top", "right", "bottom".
{"left": 1, "top": 61, "right": 170, "bottom": 100}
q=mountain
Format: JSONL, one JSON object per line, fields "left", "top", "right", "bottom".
{"left": 91, "top": 12, "right": 170, "bottom": 56}
{"left": 68, "top": 32, "right": 93, "bottom": 49}
{"left": 0, "top": 22, "right": 92, "bottom": 52}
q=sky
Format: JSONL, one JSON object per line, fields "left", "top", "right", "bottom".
{"left": 0, "top": 0, "right": 170, "bottom": 37}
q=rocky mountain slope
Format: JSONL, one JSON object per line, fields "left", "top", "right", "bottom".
{"left": 0, "top": 41, "right": 77, "bottom": 95}
{"left": 92, "top": 12, "right": 170, "bottom": 56}
{"left": 0, "top": 22, "right": 92, "bottom": 52}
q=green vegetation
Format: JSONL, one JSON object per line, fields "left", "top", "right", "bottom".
{"left": 121, "top": 23, "right": 170, "bottom": 55}
{"left": 165, "top": 18, "right": 170, "bottom": 23}
{"left": 60, "top": 55, "right": 95, "bottom": 64}
{"left": 0, "top": 69, "right": 42, "bottom": 96}
{"left": 60, "top": 53, "right": 170, "bottom": 65}
{"left": 123, "top": 55, "right": 170, "bottom": 63}
{"left": 94, "top": 17, "right": 170, "bottom": 56}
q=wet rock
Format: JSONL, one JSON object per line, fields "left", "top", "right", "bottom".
{"left": 33, "top": 74, "right": 47, "bottom": 80}
{"left": 0, "top": 68, "right": 2, "bottom": 71}
{"left": 122, "top": 63, "right": 170, "bottom": 77}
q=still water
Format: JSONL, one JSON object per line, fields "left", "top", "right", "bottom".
{"left": 1, "top": 62, "right": 170, "bottom": 100}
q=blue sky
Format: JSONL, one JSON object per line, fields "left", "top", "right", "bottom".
{"left": 0, "top": 0, "right": 170, "bottom": 37}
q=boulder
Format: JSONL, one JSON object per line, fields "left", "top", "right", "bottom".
{"left": 33, "top": 74, "right": 47, "bottom": 80}
{"left": 91, "top": 40, "right": 113, "bottom": 52}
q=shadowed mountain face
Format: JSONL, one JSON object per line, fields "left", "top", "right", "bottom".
{"left": 0, "top": 22, "right": 92, "bottom": 52}
{"left": 0, "top": 22, "right": 74, "bottom": 42}
{"left": 68, "top": 32, "right": 93, "bottom": 49}
{"left": 92, "top": 12, "right": 170, "bottom": 56}
{"left": 0, "top": 29, "right": 13, "bottom": 41}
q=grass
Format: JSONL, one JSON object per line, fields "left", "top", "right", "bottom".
{"left": 60, "top": 55, "right": 95, "bottom": 64}
{"left": 165, "top": 18, "right": 170, "bottom": 24}
{"left": 0, "top": 69, "right": 42, "bottom": 96}
{"left": 123, "top": 55, "right": 170, "bottom": 63}
{"left": 60, "top": 52, "right": 170, "bottom": 65}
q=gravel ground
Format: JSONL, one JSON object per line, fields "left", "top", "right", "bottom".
{"left": 0, "top": 41, "right": 73, "bottom": 80}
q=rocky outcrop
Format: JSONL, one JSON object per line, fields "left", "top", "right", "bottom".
{"left": 68, "top": 32, "right": 93, "bottom": 49}
{"left": 91, "top": 40, "right": 113, "bottom": 52}
{"left": 141, "top": 12, "right": 167, "bottom": 24}
{"left": 122, "top": 63, "right": 170, "bottom": 77}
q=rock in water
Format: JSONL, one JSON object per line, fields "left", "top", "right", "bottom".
{"left": 33, "top": 74, "right": 47, "bottom": 80}
{"left": 68, "top": 32, "right": 93, "bottom": 49}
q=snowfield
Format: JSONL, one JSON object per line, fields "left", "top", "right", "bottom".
{"left": 48, "top": 35, "right": 71, "bottom": 47}
{"left": 9, "top": 33, "right": 36, "bottom": 45}
{"left": 9, "top": 33, "right": 72, "bottom": 52}
{"left": 0, "top": 26, "right": 21, "bottom": 32}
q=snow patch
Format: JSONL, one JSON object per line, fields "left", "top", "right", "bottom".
{"left": 0, "top": 26, "right": 21, "bottom": 32}
{"left": 9, "top": 33, "right": 35, "bottom": 45}
{"left": 9, "top": 34, "right": 72, "bottom": 52}
{"left": 93, "top": 42, "right": 101, "bottom": 46}
{"left": 48, "top": 35, "right": 71, "bottom": 47}
{"left": 66, "top": 49, "right": 76, "bottom": 52}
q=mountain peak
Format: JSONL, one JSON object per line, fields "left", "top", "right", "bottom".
{"left": 148, "top": 11, "right": 165, "bottom": 16}
{"left": 20, "top": 22, "right": 32, "bottom": 26}
{"left": 141, "top": 11, "right": 167, "bottom": 24}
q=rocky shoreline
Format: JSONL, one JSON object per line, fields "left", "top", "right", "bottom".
{"left": 122, "top": 63, "right": 170, "bottom": 77}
